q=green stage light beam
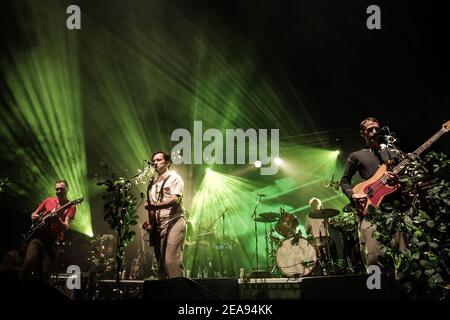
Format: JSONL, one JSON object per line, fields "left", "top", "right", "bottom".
{"left": 186, "top": 169, "right": 277, "bottom": 276}
{"left": 0, "top": 1, "right": 92, "bottom": 236}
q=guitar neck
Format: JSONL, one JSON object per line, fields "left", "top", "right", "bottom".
{"left": 46, "top": 200, "right": 75, "bottom": 219}
{"left": 393, "top": 127, "right": 447, "bottom": 175}
{"left": 413, "top": 128, "right": 447, "bottom": 158}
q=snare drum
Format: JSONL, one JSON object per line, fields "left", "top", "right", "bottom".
{"left": 276, "top": 237, "right": 316, "bottom": 276}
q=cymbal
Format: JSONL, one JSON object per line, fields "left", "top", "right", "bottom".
{"left": 185, "top": 240, "right": 210, "bottom": 246}
{"left": 198, "top": 232, "right": 215, "bottom": 238}
{"left": 308, "top": 208, "right": 340, "bottom": 219}
{"left": 253, "top": 215, "right": 277, "bottom": 223}
{"left": 259, "top": 212, "right": 280, "bottom": 220}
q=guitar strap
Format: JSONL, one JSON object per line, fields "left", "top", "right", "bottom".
{"left": 373, "top": 148, "right": 385, "bottom": 166}
{"left": 152, "top": 175, "right": 171, "bottom": 226}
{"left": 157, "top": 175, "right": 171, "bottom": 203}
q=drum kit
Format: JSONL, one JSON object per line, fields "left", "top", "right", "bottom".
{"left": 87, "top": 234, "right": 116, "bottom": 278}
{"left": 253, "top": 206, "right": 359, "bottom": 277}
{"left": 185, "top": 209, "right": 240, "bottom": 277}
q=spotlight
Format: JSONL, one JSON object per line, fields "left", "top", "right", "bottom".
{"left": 274, "top": 157, "right": 282, "bottom": 166}
{"left": 254, "top": 160, "right": 262, "bottom": 168}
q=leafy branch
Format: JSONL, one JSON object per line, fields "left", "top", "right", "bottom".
{"left": 367, "top": 152, "right": 450, "bottom": 299}
{"left": 0, "top": 177, "right": 10, "bottom": 193}
{"left": 95, "top": 163, "right": 152, "bottom": 284}
{"left": 323, "top": 174, "right": 341, "bottom": 192}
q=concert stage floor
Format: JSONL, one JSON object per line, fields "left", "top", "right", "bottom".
{"left": 0, "top": 270, "right": 418, "bottom": 300}
{"left": 92, "top": 274, "right": 412, "bottom": 300}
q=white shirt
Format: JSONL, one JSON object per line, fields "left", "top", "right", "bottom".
{"left": 305, "top": 216, "right": 330, "bottom": 238}
{"left": 149, "top": 170, "right": 185, "bottom": 229}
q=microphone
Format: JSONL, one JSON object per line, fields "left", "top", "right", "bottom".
{"left": 379, "top": 126, "right": 397, "bottom": 145}
{"left": 379, "top": 126, "right": 390, "bottom": 135}
{"left": 258, "top": 194, "right": 266, "bottom": 197}
{"left": 146, "top": 160, "right": 157, "bottom": 168}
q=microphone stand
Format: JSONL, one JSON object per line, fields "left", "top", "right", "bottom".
{"left": 206, "top": 208, "right": 229, "bottom": 234}
{"left": 114, "top": 165, "right": 154, "bottom": 299}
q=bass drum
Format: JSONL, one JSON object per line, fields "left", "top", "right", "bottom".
{"left": 276, "top": 237, "right": 316, "bottom": 276}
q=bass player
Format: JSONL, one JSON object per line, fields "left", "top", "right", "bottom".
{"left": 340, "top": 117, "right": 407, "bottom": 269}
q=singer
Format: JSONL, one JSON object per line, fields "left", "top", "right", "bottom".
{"left": 142, "top": 151, "right": 186, "bottom": 279}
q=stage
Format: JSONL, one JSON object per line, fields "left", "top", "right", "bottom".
{"left": 47, "top": 274, "right": 412, "bottom": 300}
{"left": 0, "top": 1, "right": 448, "bottom": 302}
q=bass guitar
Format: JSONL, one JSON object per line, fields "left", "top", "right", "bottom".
{"left": 22, "top": 197, "right": 84, "bottom": 243}
{"left": 352, "top": 120, "right": 449, "bottom": 216}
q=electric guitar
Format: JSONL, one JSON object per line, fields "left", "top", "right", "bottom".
{"left": 352, "top": 120, "right": 449, "bottom": 216}
{"left": 143, "top": 177, "right": 158, "bottom": 247}
{"left": 22, "top": 197, "right": 84, "bottom": 243}
{"left": 145, "top": 206, "right": 158, "bottom": 247}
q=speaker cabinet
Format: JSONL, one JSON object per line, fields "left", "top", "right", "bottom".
{"left": 0, "top": 271, "right": 71, "bottom": 300}
{"left": 300, "top": 274, "right": 390, "bottom": 300}
{"left": 143, "top": 277, "right": 239, "bottom": 300}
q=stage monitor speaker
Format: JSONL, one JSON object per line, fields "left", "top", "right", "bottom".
{"left": 300, "top": 274, "right": 390, "bottom": 300}
{"left": 143, "top": 277, "right": 239, "bottom": 300}
{"left": 0, "top": 271, "right": 71, "bottom": 300}
{"left": 96, "top": 280, "right": 144, "bottom": 300}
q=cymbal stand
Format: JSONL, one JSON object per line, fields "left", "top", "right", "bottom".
{"left": 251, "top": 195, "right": 263, "bottom": 270}
{"left": 327, "top": 221, "right": 336, "bottom": 274}
{"left": 268, "top": 224, "right": 278, "bottom": 275}
{"left": 264, "top": 222, "right": 270, "bottom": 272}
{"left": 318, "top": 218, "right": 335, "bottom": 275}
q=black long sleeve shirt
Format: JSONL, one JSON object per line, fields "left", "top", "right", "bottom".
{"left": 340, "top": 146, "right": 405, "bottom": 199}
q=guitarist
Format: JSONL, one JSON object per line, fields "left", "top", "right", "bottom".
{"left": 340, "top": 117, "right": 407, "bottom": 268}
{"left": 142, "top": 151, "right": 186, "bottom": 280}
{"left": 19, "top": 180, "right": 77, "bottom": 281}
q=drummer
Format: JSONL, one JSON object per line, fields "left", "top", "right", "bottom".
{"left": 305, "top": 198, "right": 346, "bottom": 268}
{"left": 305, "top": 198, "right": 330, "bottom": 239}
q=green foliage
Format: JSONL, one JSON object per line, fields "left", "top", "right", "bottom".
{"left": 0, "top": 177, "right": 10, "bottom": 193}
{"left": 367, "top": 152, "right": 450, "bottom": 299}
{"left": 95, "top": 164, "right": 142, "bottom": 276}
{"left": 330, "top": 211, "right": 358, "bottom": 229}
